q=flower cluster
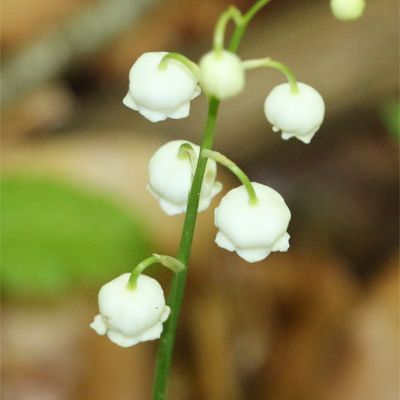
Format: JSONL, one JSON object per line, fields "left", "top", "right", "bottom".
{"left": 91, "top": 2, "right": 328, "bottom": 349}
{"left": 126, "top": 45, "right": 325, "bottom": 265}
{"left": 122, "top": 50, "right": 325, "bottom": 144}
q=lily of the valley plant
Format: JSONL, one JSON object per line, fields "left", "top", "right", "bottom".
{"left": 89, "top": 0, "right": 363, "bottom": 398}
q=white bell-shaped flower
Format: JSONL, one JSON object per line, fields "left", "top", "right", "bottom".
{"left": 330, "top": 0, "right": 366, "bottom": 21}
{"left": 199, "top": 50, "right": 245, "bottom": 100}
{"left": 123, "top": 52, "right": 201, "bottom": 122}
{"left": 90, "top": 273, "right": 170, "bottom": 347}
{"left": 264, "top": 82, "right": 325, "bottom": 144}
{"left": 214, "top": 182, "right": 291, "bottom": 263}
{"left": 148, "top": 140, "right": 222, "bottom": 215}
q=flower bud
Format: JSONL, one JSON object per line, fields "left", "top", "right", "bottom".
{"left": 199, "top": 50, "right": 245, "bottom": 100}
{"left": 123, "top": 52, "right": 200, "bottom": 122}
{"left": 264, "top": 82, "right": 325, "bottom": 144}
{"left": 90, "top": 273, "right": 170, "bottom": 347}
{"left": 330, "top": 0, "right": 366, "bottom": 21}
{"left": 148, "top": 140, "right": 222, "bottom": 216}
{"left": 214, "top": 183, "right": 291, "bottom": 263}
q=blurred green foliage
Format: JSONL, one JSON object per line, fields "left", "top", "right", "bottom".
{"left": 381, "top": 100, "right": 400, "bottom": 139}
{"left": 1, "top": 173, "right": 151, "bottom": 299}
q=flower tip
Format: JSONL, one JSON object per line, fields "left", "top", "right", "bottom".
{"left": 236, "top": 248, "right": 271, "bottom": 263}
{"left": 272, "top": 232, "right": 290, "bottom": 252}
{"left": 90, "top": 314, "right": 107, "bottom": 335}
{"left": 123, "top": 93, "right": 138, "bottom": 110}
{"left": 168, "top": 103, "right": 190, "bottom": 119}
{"left": 161, "top": 306, "right": 171, "bottom": 323}
{"left": 211, "top": 181, "right": 223, "bottom": 197}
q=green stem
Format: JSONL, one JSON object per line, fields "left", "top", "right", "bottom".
{"left": 158, "top": 52, "right": 200, "bottom": 78}
{"left": 152, "top": 2, "right": 271, "bottom": 398}
{"left": 213, "top": 6, "right": 243, "bottom": 53}
{"left": 229, "top": 0, "right": 272, "bottom": 52}
{"left": 243, "top": 57, "right": 299, "bottom": 94}
{"left": 202, "top": 149, "right": 258, "bottom": 205}
{"left": 127, "top": 254, "right": 185, "bottom": 290}
{"left": 151, "top": 97, "right": 220, "bottom": 400}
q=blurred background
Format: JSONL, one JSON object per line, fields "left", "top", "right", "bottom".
{"left": 1, "top": 0, "right": 399, "bottom": 399}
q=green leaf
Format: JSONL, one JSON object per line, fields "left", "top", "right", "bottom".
{"left": 1, "top": 173, "right": 152, "bottom": 299}
{"left": 381, "top": 100, "right": 400, "bottom": 139}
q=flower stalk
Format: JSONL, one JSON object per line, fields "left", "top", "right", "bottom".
{"left": 128, "top": 254, "right": 185, "bottom": 290}
{"left": 213, "top": 6, "right": 243, "bottom": 53}
{"left": 151, "top": 97, "right": 220, "bottom": 400}
{"left": 243, "top": 57, "right": 299, "bottom": 94}
{"left": 158, "top": 52, "right": 200, "bottom": 78}
{"left": 202, "top": 149, "right": 258, "bottom": 205}
{"left": 229, "top": 0, "right": 272, "bottom": 52}
{"left": 151, "top": 1, "right": 272, "bottom": 398}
